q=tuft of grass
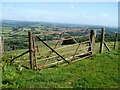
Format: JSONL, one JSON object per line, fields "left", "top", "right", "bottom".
{"left": 2, "top": 49, "right": 119, "bottom": 88}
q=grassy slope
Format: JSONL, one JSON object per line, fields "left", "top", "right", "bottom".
{"left": 2, "top": 49, "right": 119, "bottom": 88}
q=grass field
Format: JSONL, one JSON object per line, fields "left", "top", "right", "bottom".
{"left": 2, "top": 26, "right": 54, "bottom": 39}
{"left": 2, "top": 41, "right": 118, "bottom": 68}
{"left": 2, "top": 27, "right": 119, "bottom": 88}
{"left": 2, "top": 48, "right": 119, "bottom": 88}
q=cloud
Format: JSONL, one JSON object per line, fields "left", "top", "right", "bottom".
{"left": 39, "top": 5, "right": 48, "bottom": 8}
{"left": 70, "top": 5, "right": 74, "bottom": 9}
{"left": 101, "top": 13, "right": 110, "bottom": 17}
{"left": 42, "top": 5, "right": 48, "bottom": 8}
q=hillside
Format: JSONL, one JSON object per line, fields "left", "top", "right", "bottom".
{"left": 2, "top": 49, "right": 119, "bottom": 88}
{"left": 1, "top": 20, "right": 119, "bottom": 88}
{"left": 2, "top": 20, "right": 118, "bottom": 33}
{"left": 1, "top": 20, "right": 119, "bottom": 52}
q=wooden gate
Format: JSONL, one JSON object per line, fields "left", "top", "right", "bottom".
{"left": 10, "top": 28, "right": 118, "bottom": 70}
{"left": 29, "top": 29, "right": 96, "bottom": 70}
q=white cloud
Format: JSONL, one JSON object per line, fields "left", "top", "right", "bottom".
{"left": 101, "top": 13, "right": 110, "bottom": 17}
{"left": 42, "top": 5, "right": 48, "bottom": 8}
{"left": 70, "top": 5, "right": 74, "bottom": 9}
{"left": 38, "top": 5, "right": 48, "bottom": 8}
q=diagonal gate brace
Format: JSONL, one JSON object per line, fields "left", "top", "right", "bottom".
{"left": 10, "top": 50, "right": 29, "bottom": 65}
{"left": 35, "top": 36, "right": 70, "bottom": 64}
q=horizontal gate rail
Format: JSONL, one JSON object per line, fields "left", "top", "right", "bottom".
{"left": 37, "top": 46, "right": 91, "bottom": 62}
{"left": 71, "top": 54, "right": 92, "bottom": 63}
{"left": 35, "top": 34, "right": 90, "bottom": 46}
{"left": 35, "top": 40, "right": 90, "bottom": 54}
{"left": 62, "top": 53, "right": 92, "bottom": 66}
{"left": 35, "top": 29, "right": 90, "bottom": 36}
{"left": 37, "top": 51, "right": 92, "bottom": 68}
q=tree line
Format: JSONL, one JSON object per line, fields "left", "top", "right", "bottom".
{"left": 4, "top": 33, "right": 119, "bottom": 51}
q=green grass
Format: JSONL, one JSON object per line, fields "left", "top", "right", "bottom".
{"left": 2, "top": 27, "right": 119, "bottom": 88}
{"left": 2, "top": 41, "right": 118, "bottom": 70}
{"left": 2, "top": 49, "right": 119, "bottom": 88}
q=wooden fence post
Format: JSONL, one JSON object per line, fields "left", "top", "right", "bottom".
{"left": 0, "top": 36, "right": 4, "bottom": 56}
{"left": 114, "top": 33, "right": 118, "bottom": 49}
{"left": 89, "top": 29, "right": 96, "bottom": 54}
{"left": 99, "top": 28, "right": 105, "bottom": 53}
{"left": 28, "top": 31, "right": 34, "bottom": 69}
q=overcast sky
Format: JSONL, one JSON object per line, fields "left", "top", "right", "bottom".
{"left": 2, "top": 2, "right": 118, "bottom": 27}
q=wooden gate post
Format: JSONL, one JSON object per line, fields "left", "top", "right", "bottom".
{"left": 28, "top": 31, "right": 34, "bottom": 69}
{"left": 32, "top": 36, "right": 38, "bottom": 70}
{"left": 114, "top": 33, "right": 118, "bottom": 49}
{"left": 99, "top": 28, "right": 105, "bottom": 53}
{"left": 89, "top": 29, "right": 96, "bottom": 54}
